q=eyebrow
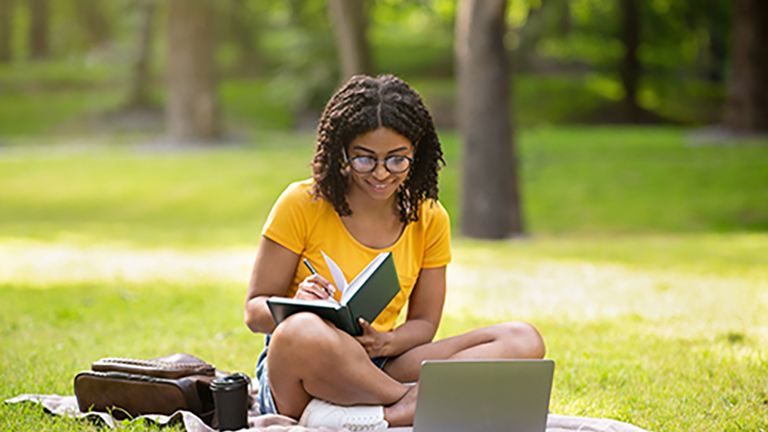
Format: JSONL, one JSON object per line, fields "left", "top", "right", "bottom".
{"left": 351, "top": 145, "right": 410, "bottom": 155}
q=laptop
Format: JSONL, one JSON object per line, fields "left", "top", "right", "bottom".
{"left": 413, "top": 359, "right": 555, "bottom": 432}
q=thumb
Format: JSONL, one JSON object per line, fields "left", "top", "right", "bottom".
{"left": 358, "top": 317, "right": 373, "bottom": 332}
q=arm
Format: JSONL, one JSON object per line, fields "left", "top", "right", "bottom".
{"left": 355, "top": 266, "right": 446, "bottom": 358}
{"left": 244, "top": 236, "right": 301, "bottom": 334}
{"left": 245, "top": 236, "right": 337, "bottom": 334}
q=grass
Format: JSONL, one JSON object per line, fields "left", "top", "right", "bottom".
{"left": 1, "top": 128, "right": 766, "bottom": 247}
{"left": 2, "top": 237, "right": 767, "bottom": 431}
{"left": 1, "top": 126, "right": 767, "bottom": 431}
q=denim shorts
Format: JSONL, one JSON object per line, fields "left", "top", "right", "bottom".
{"left": 255, "top": 335, "right": 390, "bottom": 415}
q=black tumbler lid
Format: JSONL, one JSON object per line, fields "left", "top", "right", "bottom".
{"left": 211, "top": 372, "right": 250, "bottom": 391}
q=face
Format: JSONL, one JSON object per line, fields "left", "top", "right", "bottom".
{"left": 345, "top": 127, "right": 414, "bottom": 203}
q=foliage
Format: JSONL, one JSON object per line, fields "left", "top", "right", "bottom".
{"left": 0, "top": 0, "right": 737, "bottom": 128}
{"left": 528, "top": 0, "right": 734, "bottom": 80}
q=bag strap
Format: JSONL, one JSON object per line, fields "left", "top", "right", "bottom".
{"left": 92, "top": 357, "right": 215, "bottom": 379}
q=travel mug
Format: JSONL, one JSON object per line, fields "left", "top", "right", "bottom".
{"left": 211, "top": 372, "right": 250, "bottom": 431}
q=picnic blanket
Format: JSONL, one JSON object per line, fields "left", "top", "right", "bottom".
{"left": 5, "top": 393, "right": 652, "bottom": 432}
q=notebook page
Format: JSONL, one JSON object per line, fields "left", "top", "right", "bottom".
{"left": 321, "top": 250, "right": 348, "bottom": 296}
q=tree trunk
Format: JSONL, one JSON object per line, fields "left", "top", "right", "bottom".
{"left": 72, "top": 0, "right": 112, "bottom": 47}
{"left": 167, "top": 0, "right": 219, "bottom": 142}
{"left": 456, "top": 0, "right": 524, "bottom": 239}
{"left": 0, "top": 0, "right": 12, "bottom": 62}
{"left": 619, "top": 0, "right": 641, "bottom": 118}
{"left": 28, "top": 0, "right": 49, "bottom": 59}
{"left": 126, "top": 1, "right": 155, "bottom": 109}
{"left": 724, "top": 0, "right": 768, "bottom": 133}
{"left": 326, "top": 0, "right": 373, "bottom": 81}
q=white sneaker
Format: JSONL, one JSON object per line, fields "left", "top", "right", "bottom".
{"left": 299, "top": 398, "right": 389, "bottom": 431}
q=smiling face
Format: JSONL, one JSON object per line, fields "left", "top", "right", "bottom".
{"left": 346, "top": 127, "right": 414, "bottom": 205}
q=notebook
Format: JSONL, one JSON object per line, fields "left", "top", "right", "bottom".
{"left": 413, "top": 359, "right": 555, "bottom": 432}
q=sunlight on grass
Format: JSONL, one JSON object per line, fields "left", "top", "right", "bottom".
{"left": 447, "top": 247, "right": 768, "bottom": 342}
{"left": 0, "top": 240, "right": 253, "bottom": 287}
{"left": 3, "top": 238, "right": 765, "bottom": 346}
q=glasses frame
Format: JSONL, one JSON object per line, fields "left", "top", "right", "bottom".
{"left": 343, "top": 147, "right": 413, "bottom": 175}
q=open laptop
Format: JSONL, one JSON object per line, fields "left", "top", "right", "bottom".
{"left": 413, "top": 359, "right": 555, "bottom": 432}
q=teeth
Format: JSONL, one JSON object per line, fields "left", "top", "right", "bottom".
{"left": 372, "top": 184, "right": 386, "bottom": 189}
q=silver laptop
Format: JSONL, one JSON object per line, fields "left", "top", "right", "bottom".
{"left": 413, "top": 359, "right": 555, "bottom": 432}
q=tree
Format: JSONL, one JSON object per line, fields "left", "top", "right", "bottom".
{"left": 456, "top": 0, "right": 524, "bottom": 238}
{"left": 0, "top": 0, "right": 12, "bottom": 62}
{"left": 723, "top": 0, "right": 768, "bottom": 133}
{"left": 326, "top": 0, "right": 373, "bottom": 81}
{"left": 618, "top": 0, "right": 641, "bottom": 118}
{"left": 28, "top": 0, "right": 49, "bottom": 59}
{"left": 167, "top": 0, "right": 219, "bottom": 142}
{"left": 72, "top": 0, "right": 112, "bottom": 47}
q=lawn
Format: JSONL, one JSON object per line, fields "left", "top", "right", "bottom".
{"left": 1, "top": 127, "right": 767, "bottom": 431}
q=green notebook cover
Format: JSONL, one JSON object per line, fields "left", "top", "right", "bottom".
{"left": 267, "top": 252, "right": 400, "bottom": 336}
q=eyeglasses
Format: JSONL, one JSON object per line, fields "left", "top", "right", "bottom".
{"left": 343, "top": 148, "right": 413, "bottom": 174}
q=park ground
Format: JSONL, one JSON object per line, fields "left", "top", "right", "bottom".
{"left": 1, "top": 122, "right": 767, "bottom": 431}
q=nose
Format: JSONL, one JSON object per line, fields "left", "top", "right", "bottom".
{"left": 371, "top": 160, "right": 389, "bottom": 179}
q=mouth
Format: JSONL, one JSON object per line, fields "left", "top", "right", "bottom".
{"left": 367, "top": 181, "right": 392, "bottom": 193}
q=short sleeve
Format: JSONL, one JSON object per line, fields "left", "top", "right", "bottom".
{"left": 261, "top": 181, "right": 315, "bottom": 255}
{"left": 422, "top": 201, "right": 452, "bottom": 268}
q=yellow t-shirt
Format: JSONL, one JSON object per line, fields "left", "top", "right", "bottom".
{"left": 262, "top": 179, "right": 451, "bottom": 332}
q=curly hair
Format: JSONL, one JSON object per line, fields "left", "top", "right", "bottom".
{"left": 311, "top": 74, "right": 445, "bottom": 224}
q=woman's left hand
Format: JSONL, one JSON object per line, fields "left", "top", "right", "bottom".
{"left": 354, "top": 318, "right": 393, "bottom": 358}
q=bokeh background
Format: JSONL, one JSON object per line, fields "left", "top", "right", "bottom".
{"left": 1, "top": 1, "right": 768, "bottom": 431}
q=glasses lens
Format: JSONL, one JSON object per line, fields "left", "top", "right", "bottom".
{"left": 385, "top": 156, "right": 411, "bottom": 173}
{"left": 350, "top": 156, "right": 376, "bottom": 173}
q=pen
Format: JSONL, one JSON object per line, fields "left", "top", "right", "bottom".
{"left": 303, "top": 258, "right": 334, "bottom": 297}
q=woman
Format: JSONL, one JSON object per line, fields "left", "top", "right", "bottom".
{"left": 244, "top": 74, "right": 545, "bottom": 430}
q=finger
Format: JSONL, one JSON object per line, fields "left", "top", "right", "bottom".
{"left": 306, "top": 275, "right": 336, "bottom": 294}
{"left": 358, "top": 318, "right": 373, "bottom": 333}
{"left": 299, "top": 279, "right": 328, "bottom": 294}
{"left": 297, "top": 285, "right": 326, "bottom": 299}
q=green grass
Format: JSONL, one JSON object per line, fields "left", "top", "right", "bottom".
{"left": 2, "top": 128, "right": 766, "bottom": 248}
{"left": 1, "top": 127, "right": 768, "bottom": 431}
{"left": 2, "top": 236, "right": 767, "bottom": 431}
{"left": 0, "top": 131, "right": 316, "bottom": 247}
{"left": 519, "top": 126, "right": 768, "bottom": 233}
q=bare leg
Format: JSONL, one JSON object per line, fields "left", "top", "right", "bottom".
{"left": 383, "top": 321, "right": 545, "bottom": 426}
{"left": 266, "top": 312, "right": 409, "bottom": 419}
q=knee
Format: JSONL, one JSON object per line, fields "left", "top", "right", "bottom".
{"left": 496, "top": 321, "right": 546, "bottom": 359}
{"left": 270, "top": 312, "right": 336, "bottom": 356}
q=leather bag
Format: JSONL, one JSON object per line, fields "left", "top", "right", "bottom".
{"left": 74, "top": 353, "right": 218, "bottom": 425}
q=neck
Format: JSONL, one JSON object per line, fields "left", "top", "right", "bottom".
{"left": 346, "top": 184, "right": 400, "bottom": 221}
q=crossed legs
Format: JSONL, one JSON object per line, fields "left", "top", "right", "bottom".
{"left": 266, "top": 313, "right": 546, "bottom": 425}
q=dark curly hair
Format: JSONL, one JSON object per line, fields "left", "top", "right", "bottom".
{"left": 312, "top": 74, "right": 445, "bottom": 224}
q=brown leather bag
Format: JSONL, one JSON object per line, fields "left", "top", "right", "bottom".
{"left": 74, "top": 353, "right": 218, "bottom": 425}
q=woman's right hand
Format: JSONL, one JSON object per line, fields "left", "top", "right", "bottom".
{"left": 295, "top": 274, "right": 336, "bottom": 301}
